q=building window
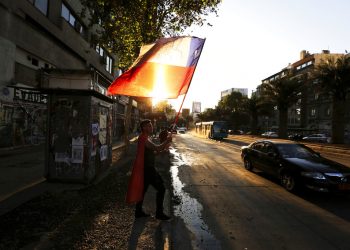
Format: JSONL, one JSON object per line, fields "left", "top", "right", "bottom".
{"left": 311, "top": 108, "right": 316, "bottom": 116}
{"left": 31, "top": 58, "right": 39, "bottom": 66}
{"left": 61, "top": 3, "right": 83, "bottom": 33}
{"left": 95, "top": 45, "right": 105, "bottom": 57}
{"left": 314, "top": 93, "right": 319, "bottom": 100}
{"left": 106, "top": 56, "right": 113, "bottom": 74}
{"left": 95, "top": 45, "right": 113, "bottom": 74}
{"left": 69, "top": 14, "right": 76, "bottom": 26}
{"left": 326, "top": 107, "right": 331, "bottom": 116}
{"left": 61, "top": 4, "right": 69, "bottom": 20}
{"left": 28, "top": 0, "right": 48, "bottom": 15}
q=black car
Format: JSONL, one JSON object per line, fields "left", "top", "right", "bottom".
{"left": 240, "top": 140, "right": 350, "bottom": 193}
{"left": 288, "top": 134, "right": 303, "bottom": 141}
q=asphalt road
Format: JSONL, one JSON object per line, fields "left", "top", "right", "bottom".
{"left": 170, "top": 133, "right": 350, "bottom": 250}
{"left": 0, "top": 144, "right": 45, "bottom": 202}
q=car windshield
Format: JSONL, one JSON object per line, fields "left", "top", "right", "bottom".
{"left": 275, "top": 144, "right": 316, "bottom": 158}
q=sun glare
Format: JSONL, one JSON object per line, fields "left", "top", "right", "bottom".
{"left": 150, "top": 65, "right": 186, "bottom": 111}
{"left": 152, "top": 97, "right": 165, "bottom": 106}
{"left": 151, "top": 65, "right": 169, "bottom": 99}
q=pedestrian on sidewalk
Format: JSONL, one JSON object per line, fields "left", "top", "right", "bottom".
{"left": 126, "top": 119, "right": 172, "bottom": 220}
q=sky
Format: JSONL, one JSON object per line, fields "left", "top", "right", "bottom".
{"left": 169, "top": 0, "right": 350, "bottom": 112}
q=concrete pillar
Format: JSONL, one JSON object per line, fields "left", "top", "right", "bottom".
{"left": 0, "top": 37, "right": 15, "bottom": 102}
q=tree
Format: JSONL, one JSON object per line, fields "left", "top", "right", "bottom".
{"left": 312, "top": 55, "right": 350, "bottom": 144}
{"left": 260, "top": 71, "right": 305, "bottom": 138}
{"left": 79, "top": 1, "right": 221, "bottom": 152}
{"left": 81, "top": 0, "right": 222, "bottom": 70}
{"left": 243, "top": 93, "right": 273, "bottom": 135}
{"left": 197, "top": 108, "right": 219, "bottom": 121}
{"left": 217, "top": 91, "right": 249, "bottom": 130}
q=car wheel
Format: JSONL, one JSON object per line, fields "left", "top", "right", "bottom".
{"left": 281, "top": 172, "right": 298, "bottom": 192}
{"left": 244, "top": 158, "right": 253, "bottom": 171}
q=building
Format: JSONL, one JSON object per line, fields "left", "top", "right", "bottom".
{"left": 191, "top": 101, "right": 201, "bottom": 122}
{"left": 259, "top": 50, "right": 349, "bottom": 138}
{"left": 192, "top": 101, "right": 201, "bottom": 113}
{"left": 0, "top": 0, "right": 140, "bottom": 148}
{"left": 221, "top": 88, "right": 248, "bottom": 99}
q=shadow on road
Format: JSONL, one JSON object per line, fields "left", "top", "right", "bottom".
{"left": 299, "top": 191, "right": 350, "bottom": 222}
{"left": 253, "top": 171, "right": 350, "bottom": 223}
{"left": 128, "top": 218, "right": 148, "bottom": 250}
{"left": 223, "top": 138, "right": 250, "bottom": 147}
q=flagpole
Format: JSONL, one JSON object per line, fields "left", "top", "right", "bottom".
{"left": 172, "top": 38, "right": 206, "bottom": 129}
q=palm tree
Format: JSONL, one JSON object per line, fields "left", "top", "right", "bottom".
{"left": 260, "top": 71, "right": 305, "bottom": 138}
{"left": 244, "top": 93, "right": 274, "bottom": 135}
{"left": 312, "top": 55, "right": 350, "bottom": 144}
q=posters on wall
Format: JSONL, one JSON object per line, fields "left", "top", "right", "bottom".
{"left": 71, "top": 145, "right": 84, "bottom": 163}
{"left": 72, "top": 136, "right": 84, "bottom": 146}
{"left": 92, "top": 123, "right": 99, "bottom": 136}
{"left": 100, "top": 145, "right": 108, "bottom": 161}
{"left": 71, "top": 136, "right": 84, "bottom": 164}
{"left": 99, "top": 115, "right": 107, "bottom": 144}
{"left": 91, "top": 123, "right": 99, "bottom": 156}
{"left": 55, "top": 152, "right": 70, "bottom": 165}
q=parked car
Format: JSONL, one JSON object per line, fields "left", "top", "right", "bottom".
{"left": 228, "top": 129, "right": 244, "bottom": 135}
{"left": 302, "top": 134, "right": 331, "bottom": 143}
{"left": 261, "top": 131, "right": 278, "bottom": 138}
{"left": 288, "top": 134, "right": 303, "bottom": 141}
{"left": 240, "top": 140, "right": 350, "bottom": 193}
{"left": 177, "top": 127, "right": 186, "bottom": 134}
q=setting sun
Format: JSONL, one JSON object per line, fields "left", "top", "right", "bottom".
{"left": 150, "top": 64, "right": 168, "bottom": 99}
{"left": 151, "top": 64, "right": 184, "bottom": 108}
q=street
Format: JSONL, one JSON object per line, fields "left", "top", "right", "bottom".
{"left": 0, "top": 144, "right": 45, "bottom": 202}
{"left": 170, "top": 133, "right": 350, "bottom": 250}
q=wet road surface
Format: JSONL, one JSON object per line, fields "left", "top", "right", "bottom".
{"left": 169, "top": 133, "right": 350, "bottom": 250}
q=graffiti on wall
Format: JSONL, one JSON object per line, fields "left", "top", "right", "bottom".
{"left": 0, "top": 100, "right": 47, "bottom": 147}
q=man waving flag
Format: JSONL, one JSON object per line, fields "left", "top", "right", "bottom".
{"left": 109, "top": 36, "right": 205, "bottom": 208}
{"left": 107, "top": 36, "right": 205, "bottom": 99}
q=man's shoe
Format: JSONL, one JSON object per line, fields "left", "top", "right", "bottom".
{"left": 135, "top": 210, "right": 150, "bottom": 218}
{"left": 155, "top": 212, "right": 171, "bottom": 221}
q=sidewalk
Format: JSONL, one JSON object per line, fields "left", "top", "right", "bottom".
{"left": 0, "top": 140, "right": 172, "bottom": 249}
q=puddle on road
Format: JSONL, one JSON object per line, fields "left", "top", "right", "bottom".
{"left": 169, "top": 147, "right": 221, "bottom": 250}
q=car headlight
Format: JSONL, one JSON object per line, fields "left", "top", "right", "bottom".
{"left": 324, "top": 173, "right": 343, "bottom": 177}
{"left": 301, "top": 172, "right": 326, "bottom": 180}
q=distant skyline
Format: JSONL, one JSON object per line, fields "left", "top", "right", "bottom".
{"left": 170, "top": 0, "right": 350, "bottom": 112}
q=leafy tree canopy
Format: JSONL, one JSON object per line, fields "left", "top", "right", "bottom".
{"left": 312, "top": 55, "right": 350, "bottom": 100}
{"left": 197, "top": 108, "right": 218, "bottom": 121}
{"left": 81, "top": 0, "right": 222, "bottom": 70}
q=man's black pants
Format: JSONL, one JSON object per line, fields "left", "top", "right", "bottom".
{"left": 135, "top": 167, "right": 165, "bottom": 214}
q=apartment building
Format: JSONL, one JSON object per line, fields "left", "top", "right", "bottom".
{"left": 0, "top": 0, "right": 140, "bottom": 148}
{"left": 260, "top": 50, "right": 350, "bottom": 137}
{"left": 221, "top": 88, "right": 248, "bottom": 98}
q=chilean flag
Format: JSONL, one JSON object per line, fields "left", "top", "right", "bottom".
{"left": 108, "top": 36, "right": 205, "bottom": 99}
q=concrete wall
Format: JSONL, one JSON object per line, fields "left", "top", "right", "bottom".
{"left": 0, "top": 0, "right": 115, "bottom": 83}
{"left": 0, "top": 37, "right": 15, "bottom": 86}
